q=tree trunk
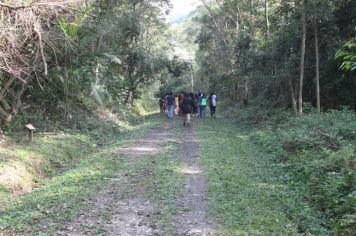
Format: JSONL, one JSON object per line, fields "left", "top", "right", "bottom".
{"left": 314, "top": 18, "right": 320, "bottom": 112}
{"left": 190, "top": 62, "right": 195, "bottom": 92}
{"left": 298, "top": 0, "right": 306, "bottom": 115}
{"left": 235, "top": 0, "right": 241, "bottom": 35}
{"left": 125, "top": 89, "right": 133, "bottom": 106}
{"left": 265, "top": 0, "right": 269, "bottom": 41}
{"left": 249, "top": 0, "right": 253, "bottom": 15}
{"left": 4, "top": 83, "right": 26, "bottom": 124}
{"left": 288, "top": 74, "right": 298, "bottom": 114}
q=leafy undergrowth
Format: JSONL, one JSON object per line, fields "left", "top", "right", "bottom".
{"left": 197, "top": 107, "right": 355, "bottom": 235}
{"left": 0, "top": 112, "right": 162, "bottom": 234}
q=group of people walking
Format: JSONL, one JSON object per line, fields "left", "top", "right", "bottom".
{"left": 159, "top": 91, "right": 217, "bottom": 126}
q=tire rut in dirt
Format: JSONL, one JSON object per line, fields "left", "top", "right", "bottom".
{"left": 174, "top": 125, "right": 216, "bottom": 236}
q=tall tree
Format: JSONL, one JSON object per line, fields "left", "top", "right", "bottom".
{"left": 298, "top": 0, "right": 307, "bottom": 115}
{"left": 314, "top": 18, "right": 320, "bottom": 112}
{"left": 265, "top": 0, "right": 269, "bottom": 41}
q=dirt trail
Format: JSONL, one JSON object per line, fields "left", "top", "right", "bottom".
{"left": 57, "top": 120, "right": 216, "bottom": 236}
{"left": 117, "top": 122, "right": 172, "bottom": 158}
{"left": 174, "top": 125, "right": 216, "bottom": 236}
{"left": 105, "top": 123, "right": 173, "bottom": 236}
{"left": 58, "top": 123, "right": 172, "bottom": 236}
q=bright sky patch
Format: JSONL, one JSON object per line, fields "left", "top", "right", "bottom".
{"left": 166, "top": 0, "right": 202, "bottom": 23}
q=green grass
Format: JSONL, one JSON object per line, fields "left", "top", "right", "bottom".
{"left": 1, "top": 150, "right": 125, "bottom": 234}
{"left": 196, "top": 118, "right": 301, "bottom": 235}
{"left": 2, "top": 107, "right": 353, "bottom": 235}
{"left": 0, "top": 114, "right": 163, "bottom": 234}
{"left": 196, "top": 108, "right": 356, "bottom": 235}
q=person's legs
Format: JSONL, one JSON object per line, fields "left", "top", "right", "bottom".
{"left": 167, "top": 105, "right": 172, "bottom": 118}
{"left": 187, "top": 113, "right": 191, "bottom": 125}
{"left": 210, "top": 105, "right": 213, "bottom": 117}
{"left": 202, "top": 106, "right": 206, "bottom": 117}
{"left": 197, "top": 105, "right": 200, "bottom": 117}
{"left": 171, "top": 105, "right": 174, "bottom": 118}
{"left": 212, "top": 106, "right": 216, "bottom": 118}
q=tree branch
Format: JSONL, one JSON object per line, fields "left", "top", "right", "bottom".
{"left": 0, "top": 1, "right": 85, "bottom": 10}
{"left": 201, "top": 0, "right": 229, "bottom": 47}
{"left": 0, "top": 1, "right": 96, "bottom": 17}
{"left": 0, "top": 77, "right": 16, "bottom": 103}
{"left": 33, "top": 22, "right": 48, "bottom": 76}
{"left": 215, "top": 0, "right": 238, "bottom": 25}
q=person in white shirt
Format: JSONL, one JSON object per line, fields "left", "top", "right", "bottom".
{"left": 208, "top": 92, "right": 217, "bottom": 118}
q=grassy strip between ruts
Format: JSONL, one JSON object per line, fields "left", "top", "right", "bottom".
{"left": 0, "top": 114, "right": 163, "bottom": 235}
{"left": 130, "top": 119, "right": 186, "bottom": 235}
{"left": 196, "top": 117, "right": 308, "bottom": 235}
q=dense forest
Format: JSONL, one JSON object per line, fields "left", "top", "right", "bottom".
{"left": 0, "top": 0, "right": 176, "bottom": 132}
{"left": 0, "top": 0, "right": 355, "bottom": 235}
{"left": 170, "top": 0, "right": 355, "bottom": 112}
{"left": 0, "top": 0, "right": 354, "bottom": 128}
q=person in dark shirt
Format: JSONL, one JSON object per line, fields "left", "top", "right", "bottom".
{"left": 208, "top": 92, "right": 217, "bottom": 118}
{"left": 182, "top": 92, "right": 195, "bottom": 126}
{"left": 197, "top": 92, "right": 203, "bottom": 117}
{"left": 193, "top": 92, "right": 198, "bottom": 115}
{"left": 166, "top": 91, "right": 175, "bottom": 119}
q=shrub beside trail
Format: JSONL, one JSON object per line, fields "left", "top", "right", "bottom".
{"left": 243, "top": 107, "right": 355, "bottom": 234}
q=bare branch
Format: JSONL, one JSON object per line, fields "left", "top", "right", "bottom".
{"left": 215, "top": 0, "right": 237, "bottom": 25}
{"left": 0, "top": 77, "right": 16, "bottom": 102}
{"left": 201, "top": 0, "right": 229, "bottom": 47}
{"left": 33, "top": 22, "right": 48, "bottom": 76}
{"left": 0, "top": 1, "right": 86, "bottom": 10}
